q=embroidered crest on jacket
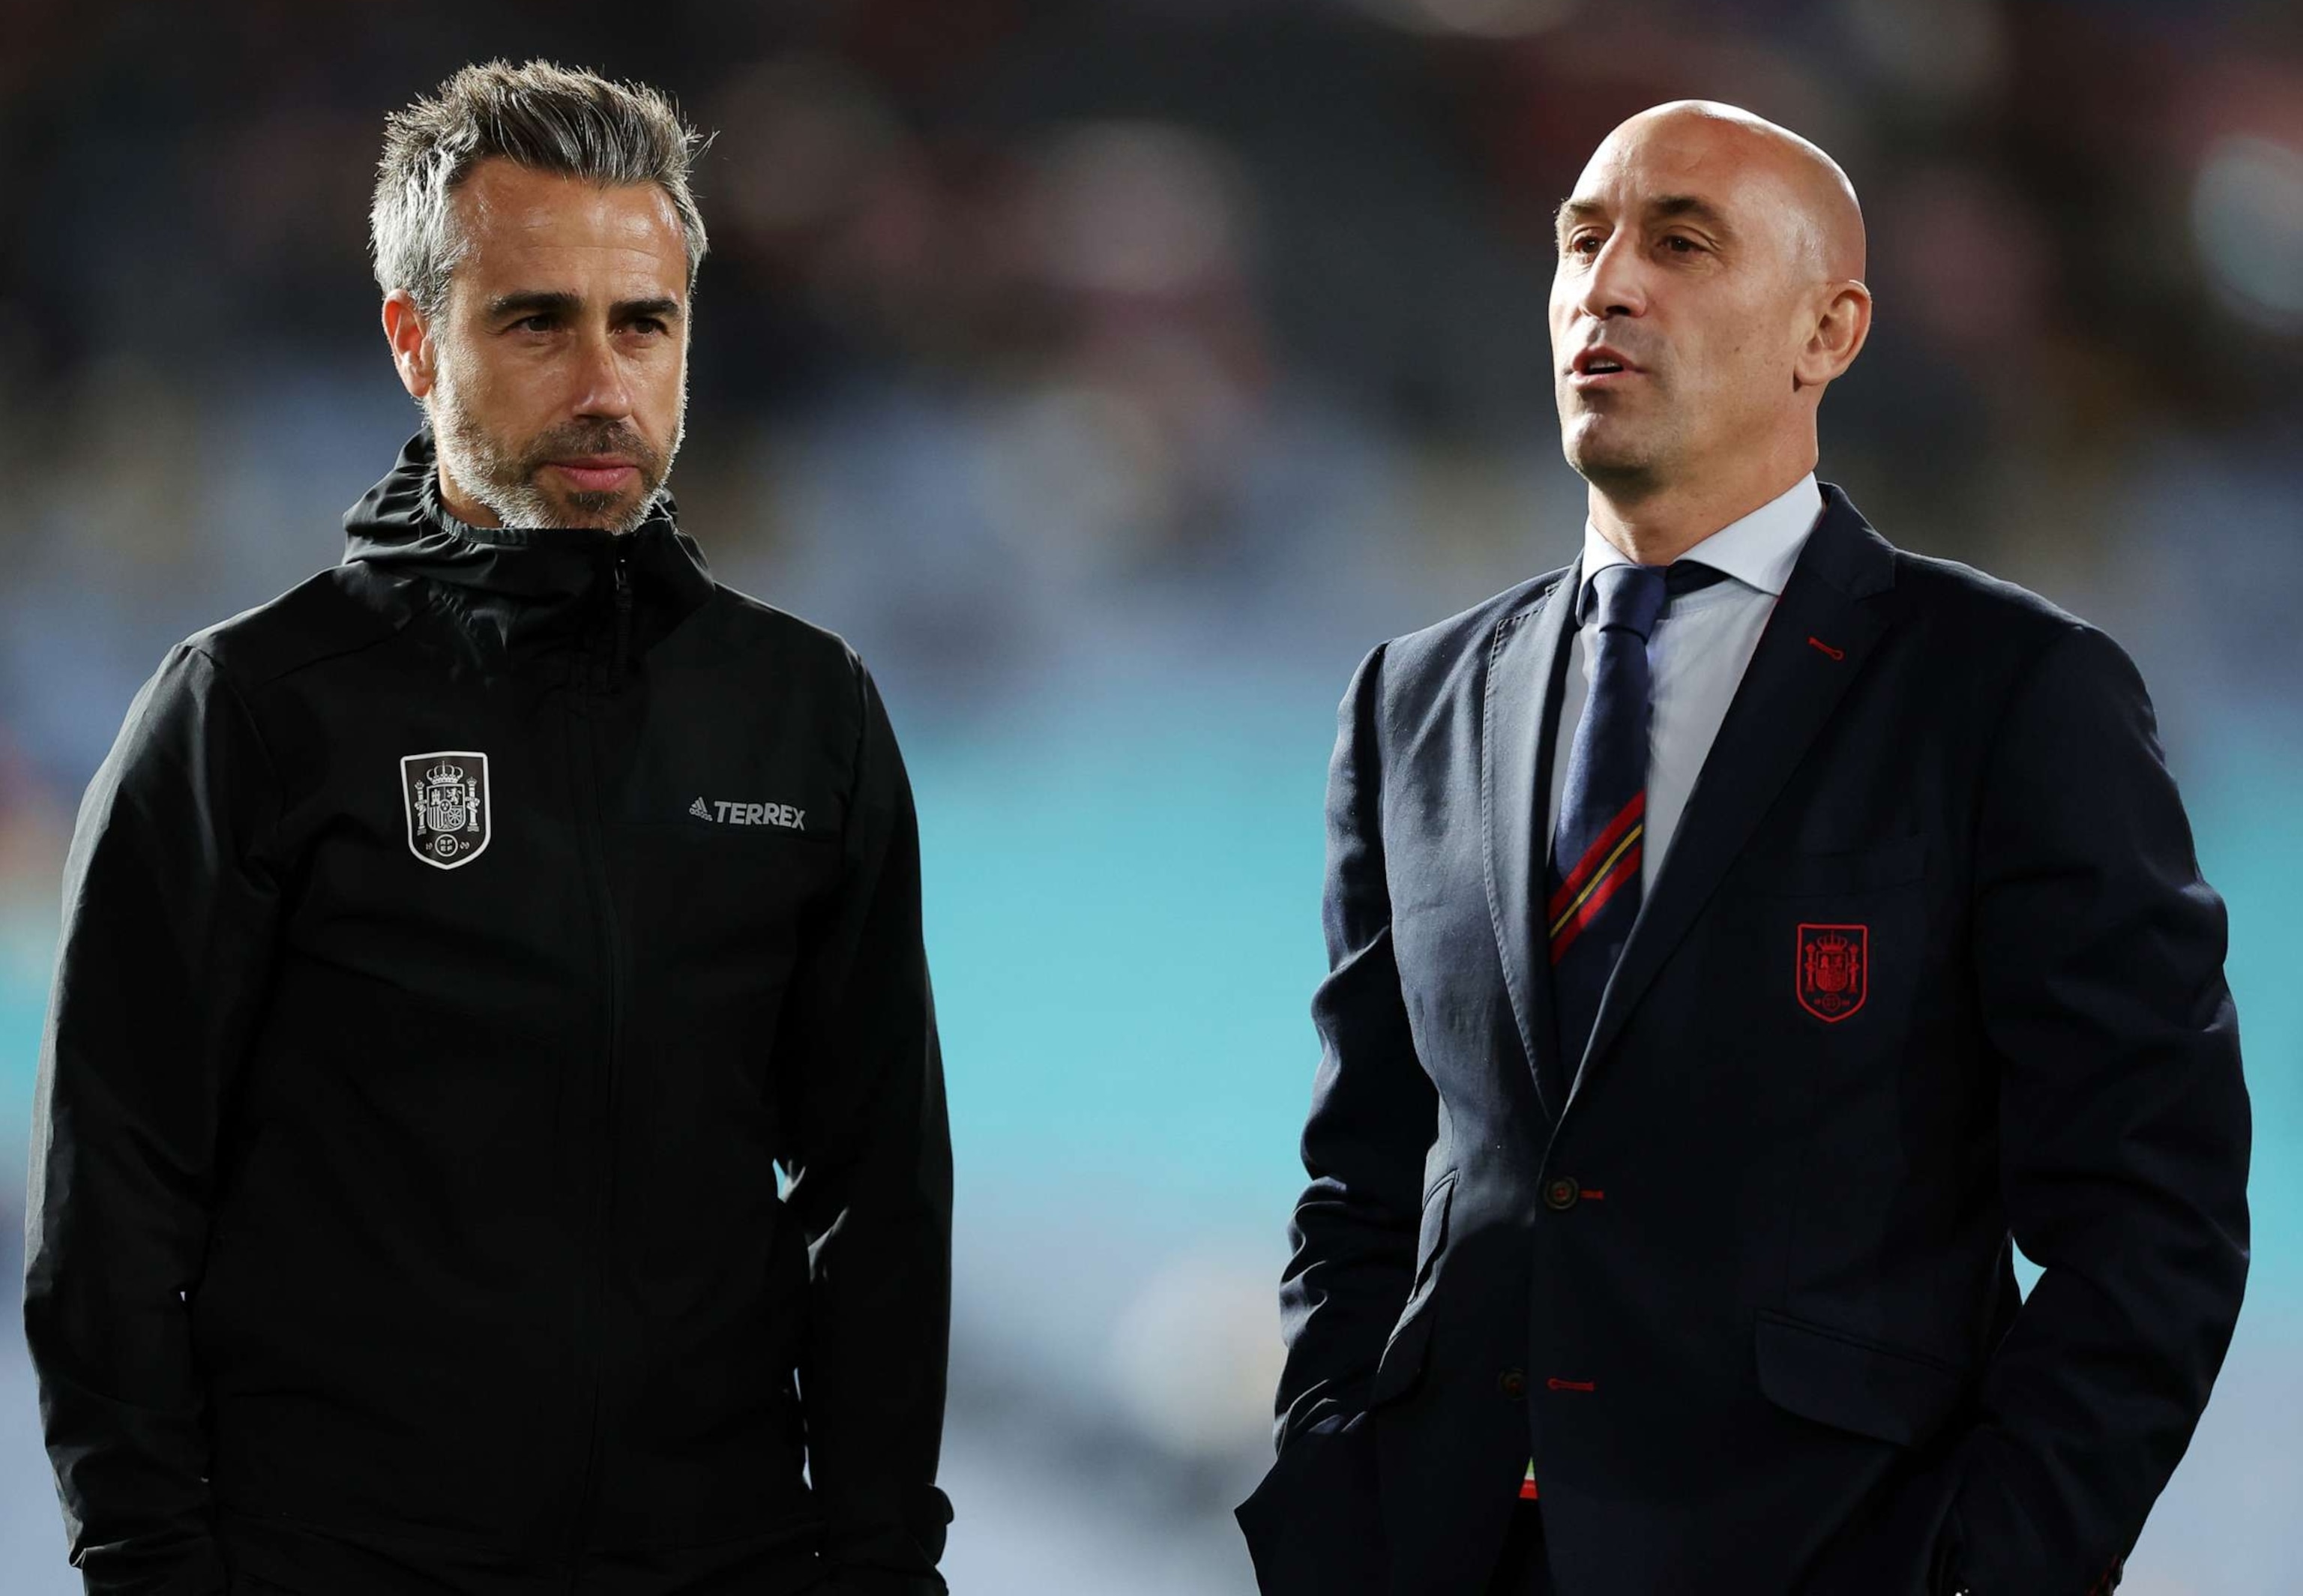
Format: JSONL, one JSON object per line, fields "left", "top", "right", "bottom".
{"left": 403, "top": 751, "right": 491, "bottom": 869}
{"left": 1796, "top": 922, "right": 1868, "bottom": 1022}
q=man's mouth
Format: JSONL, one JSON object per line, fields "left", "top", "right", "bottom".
{"left": 547, "top": 459, "right": 640, "bottom": 494}
{"left": 1568, "top": 346, "right": 1643, "bottom": 388}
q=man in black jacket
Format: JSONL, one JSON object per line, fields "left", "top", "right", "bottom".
{"left": 1237, "top": 102, "right": 2248, "bottom": 1595}
{"left": 25, "top": 60, "right": 952, "bottom": 1596}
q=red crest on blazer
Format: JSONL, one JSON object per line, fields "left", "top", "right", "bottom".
{"left": 1796, "top": 924, "right": 1867, "bottom": 1022}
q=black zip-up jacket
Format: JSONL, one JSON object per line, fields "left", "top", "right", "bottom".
{"left": 25, "top": 430, "right": 954, "bottom": 1596}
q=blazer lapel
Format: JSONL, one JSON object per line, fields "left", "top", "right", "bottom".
{"left": 1565, "top": 487, "right": 1900, "bottom": 1109}
{"left": 1482, "top": 561, "right": 1580, "bottom": 1121}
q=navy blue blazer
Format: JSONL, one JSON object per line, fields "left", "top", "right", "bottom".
{"left": 1236, "top": 487, "right": 2249, "bottom": 1596}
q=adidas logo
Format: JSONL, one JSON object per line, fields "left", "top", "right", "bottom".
{"left": 689, "top": 795, "right": 807, "bottom": 831}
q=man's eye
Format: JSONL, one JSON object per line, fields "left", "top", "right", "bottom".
{"left": 627, "top": 318, "right": 667, "bottom": 336}
{"left": 1567, "top": 234, "right": 1603, "bottom": 256}
{"left": 1662, "top": 235, "right": 1703, "bottom": 254}
{"left": 514, "top": 315, "right": 558, "bottom": 332}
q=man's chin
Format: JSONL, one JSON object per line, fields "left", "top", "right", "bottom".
{"left": 537, "top": 483, "right": 655, "bottom": 534}
{"left": 1562, "top": 433, "right": 1661, "bottom": 493}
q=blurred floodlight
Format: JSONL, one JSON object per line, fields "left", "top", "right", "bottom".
{"left": 1039, "top": 123, "right": 1245, "bottom": 297}
{"left": 2191, "top": 134, "right": 2303, "bottom": 332}
{"left": 1107, "top": 1254, "right": 1286, "bottom": 1460}
{"left": 716, "top": 55, "right": 902, "bottom": 236}
{"left": 1345, "top": 0, "right": 1578, "bottom": 41}
{"left": 1839, "top": 0, "right": 2008, "bottom": 105}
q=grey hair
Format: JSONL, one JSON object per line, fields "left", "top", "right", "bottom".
{"left": 370, "top": 58, "right": 712, "bottom": 316}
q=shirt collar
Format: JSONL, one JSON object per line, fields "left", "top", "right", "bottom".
{"left": 1577, "top": 472, "right": 1822, "bottom": 607}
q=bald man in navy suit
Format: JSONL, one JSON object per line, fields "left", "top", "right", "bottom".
{"left": 1236, "top": 102, "right": 2249, "bottom": 1596}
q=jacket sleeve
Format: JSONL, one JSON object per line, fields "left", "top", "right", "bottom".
{"left": 774, "top": 657, "right": 954, "bottom": 1596}
{"left": 23, "top": 643, "right": 283, "bottom": 1596}
{"left": 1943, "top": 622, "right": 2251, "bottom": 1595}
{"left": 1269, "top": 642, "right": 1439, "bottom": 1450}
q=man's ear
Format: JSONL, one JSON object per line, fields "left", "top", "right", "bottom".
{"left": 1794, "top": 280, "right": 1873, "bottom": 391}
{"left": 382, "top": 290, "right": 439, "bottom": 400}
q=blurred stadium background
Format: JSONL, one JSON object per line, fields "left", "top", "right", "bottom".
{"left": 2, "top": 0, "right": 2299, "bottom": 1589}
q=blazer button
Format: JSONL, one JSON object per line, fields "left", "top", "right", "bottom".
{"left": 1499, "top": 1369, "right": 1527, "bottom": 1398}
{"left": 1543, "top": 1176, "right": 1580, "bottom": 1211}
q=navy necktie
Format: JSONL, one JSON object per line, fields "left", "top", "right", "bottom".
{"left": 1544, "top": 558, "right": 1727, "bottom": 1103}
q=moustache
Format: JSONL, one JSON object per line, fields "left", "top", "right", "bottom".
{"left": 520, "top": 424, "right": 664, "bottom": 476}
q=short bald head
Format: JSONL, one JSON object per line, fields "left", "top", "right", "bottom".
{"left": 1610, "top": 101, "right": 1867, "bottom": 279}
{"left": 1550, "top": 100, "right": 1872, "bottom": 549}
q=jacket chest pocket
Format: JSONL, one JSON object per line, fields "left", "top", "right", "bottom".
{"left": 1713, "top": 835, "right": 1930, "bottom": 1043}
{"left": 615, "top": 817, "right": 844, "bottom": 965}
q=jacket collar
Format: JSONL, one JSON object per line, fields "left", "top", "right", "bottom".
{"left": 1574, "top": 472, "right": 1822, "bottom": 608}
{"left": 1482, "top": 563, "right": 1581, "bottom": 1121}
{"left": 341, "top": 427, "right": 716, "bottom": 614}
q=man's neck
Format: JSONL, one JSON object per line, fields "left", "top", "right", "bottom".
{"left": 1587, "top": 460, "right": 1817, "bottom": 566}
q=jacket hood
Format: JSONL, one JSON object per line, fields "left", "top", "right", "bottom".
{"left": 342, "top": 427, "right": 715, "bottom": 614}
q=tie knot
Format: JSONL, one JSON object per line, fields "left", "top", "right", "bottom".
{"left": 1582, "top": 558, "right": 1727, "bottom": 640}
{"left": 1584, "top": 563, "right": 1667, "bottom": 641}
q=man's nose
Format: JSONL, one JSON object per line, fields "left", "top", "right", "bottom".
{"left": 570, "top": 331, "right": 635, "bottom": 418}
{"left": 1573, "top": 232, "right": 1648, "bottom": 321}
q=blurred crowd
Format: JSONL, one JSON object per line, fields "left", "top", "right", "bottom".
{"left": 3, "top": 1, "right": 2300, "bottom": 1589}
{"left": 3, "top": 1, "right": 2298, "bottom": 798}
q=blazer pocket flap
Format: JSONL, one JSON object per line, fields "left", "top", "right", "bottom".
{"left": 1754, "top": 1310, "right": 1969, "bottom": 1448}
{"left": 1369, "top": 1307, "right": 1436, "bottom": 1408}
{"left": 1369, "top": 1172, "right": 1457, "bottom": 1406}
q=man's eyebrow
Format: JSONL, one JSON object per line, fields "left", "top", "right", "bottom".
{"left": 1552, "top": 193, "right": 1739, "bottom": 241}
{"left": 1554, "top": 198, "right": 1607, "bottom": 235}
{"left": 1646, "top": 193, "right": 1735, "bottom": 238}
{"left": 484, "top": 290, "right": 684, "bottom": 323}
{"left": 612, "top": 296, "right": 683, "bottom": 324}
{"left": 485, "top": 289, "right": 580, "bottom": 321}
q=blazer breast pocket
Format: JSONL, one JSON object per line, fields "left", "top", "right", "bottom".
{"left": 1719, "top": 837, "right": 1929, "bottom": 1035}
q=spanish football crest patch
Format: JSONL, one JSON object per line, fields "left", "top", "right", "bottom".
{"left": 403, "top": 751, "right": 491, "bottom": 870}
{"left": 1795, "top": 923, "right": 1867, "bottom": 1023}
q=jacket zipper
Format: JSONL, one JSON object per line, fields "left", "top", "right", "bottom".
{"left": 611, "top": 555, "right": 633, "bottom": 684}
{"left": 565, "top": 564, "right": 630, "bottom": 1580}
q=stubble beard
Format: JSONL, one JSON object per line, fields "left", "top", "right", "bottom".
{"left": 430, "top": 357, "right": 686, "bottom": 534}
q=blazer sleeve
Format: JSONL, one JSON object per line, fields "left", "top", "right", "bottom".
{"left": 23, "top": 644, "right": 284, "bottom": 1596}
{"left": 774, "top": 657, "right": 954, "bottom": 1596}
{"left": 1269, "top": 642, "right": 1441, "bottom": 1449}
{"left": 1945, "top": 621, "right": 2250, "bottom": 1594}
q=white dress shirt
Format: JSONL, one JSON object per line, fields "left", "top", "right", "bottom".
{"left": 1544, "top": 474, "right": 1823, "bottom": 888}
